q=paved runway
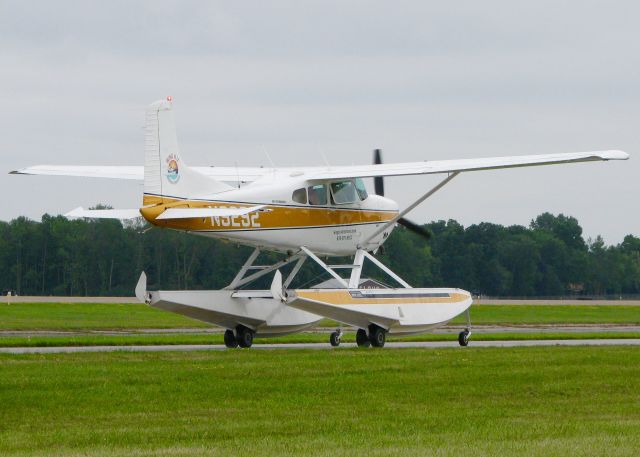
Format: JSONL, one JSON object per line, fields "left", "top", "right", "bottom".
{"left": 1, "top": 339, "right": 639, "bottom": 354}
{"left": 3, "top": 296, "right": 640, "bottom": 305}
{"left": 2, "top": 324, "right": 638, "bottom": 338}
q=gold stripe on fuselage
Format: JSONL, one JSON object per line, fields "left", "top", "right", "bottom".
{"left": 294, "top": 290, "right": 470, "bottom": 305}
{"left": 140, "top": 194, "right": 398, "bottom": 231}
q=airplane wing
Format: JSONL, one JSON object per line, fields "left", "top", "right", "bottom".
{"left": 10, "top": 165, "right": 271, "bottom": 183}
{"left": 65, "top": 207, "right": 142, "bottom": 219}
{"left": 300, "top": 150, "right": 630, "bottom": 180}
{"left": 197, "top": 167, "right": 273, "bottom": 183}
{"left": 11, "top": 150, "right": 629, "bottom": 183}
{"left": 10, "top": 165, "right": 143, "bottom": 180}
{"left": 156, "top": 205, "right": 266, "bottom": 220}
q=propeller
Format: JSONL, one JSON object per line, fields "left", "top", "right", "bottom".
{"left": 373, "top": 149, "right": 431, "bottom": 240}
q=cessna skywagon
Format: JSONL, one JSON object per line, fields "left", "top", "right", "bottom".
{"left": 12, "top": 98, "right": 629, "bottom": 348}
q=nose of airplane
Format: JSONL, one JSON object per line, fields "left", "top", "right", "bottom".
{"left": 365, "top": 194, "right": 399, "bottom": 213}
{"left": 358, "top": 194, "right": 399, "bottom": 250}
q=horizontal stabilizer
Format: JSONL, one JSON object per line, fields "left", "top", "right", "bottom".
{"left": 156, "top": 205, "right": 266, "bottom": 220}
{"left": 65, "top": 207, "right": 141, "bottom": 220}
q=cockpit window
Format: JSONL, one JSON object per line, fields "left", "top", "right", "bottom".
{"left": 330, "top": 180, "right": 359, "bottom": 204}
{"left": 355, "top": 178, "right": 368, "bottom": 200}
{"left": 307, "top": 184, "right": 328, "bottom": 205}
{"left": 292, "top": 188, "right": 307, "bottom": 204}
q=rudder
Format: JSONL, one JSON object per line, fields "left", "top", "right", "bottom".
{"left": 143, "top": 98, "right": 232, "bottom": 205}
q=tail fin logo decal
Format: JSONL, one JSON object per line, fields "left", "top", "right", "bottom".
{"left": 165, "top": 154, "right": 180, "bottom": 184}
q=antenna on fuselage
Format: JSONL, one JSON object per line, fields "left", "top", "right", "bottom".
{"left": 262, "top": 146, "right": 276, "bottom": 169}
{"left": 318, "top": 146, "right": 330, "bottom": 168}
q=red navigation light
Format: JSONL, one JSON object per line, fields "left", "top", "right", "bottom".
{"left": 166, "top": 95, "right": 173, "bottom": 102}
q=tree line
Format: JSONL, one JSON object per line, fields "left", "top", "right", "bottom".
{"left": 1, "top": 212, "right": 638, "bottom": 297}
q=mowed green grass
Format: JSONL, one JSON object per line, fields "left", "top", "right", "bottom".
{"left": 1, "top": 303, "right": 639, "bottom": 330}
{"left": 0, "top": 302, "right": 209, "bottom": 330}
{"left": 0, "top": 347, "right": 638, "bottom": 456}
{"left": 450, "top": 304, "right": 640, "bottom": 325}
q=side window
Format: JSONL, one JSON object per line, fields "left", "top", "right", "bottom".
{"left": 307, "top": 184, "right": 328, "bottom": 205}
{"left": 330, "top": 180, "right": 359, "bottom": 204}
{"left": 292, "top": 188, "right": 307, "bottom": 204}
{"left": 355, "top": 178, "right": 368, "bottom": 200}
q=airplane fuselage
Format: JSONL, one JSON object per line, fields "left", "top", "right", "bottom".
{"left": 140, "top": 175, "right": 399, "bottom": 256}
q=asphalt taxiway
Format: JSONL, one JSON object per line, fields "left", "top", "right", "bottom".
{"left": 2, "top": 324, "right": 638, "bottom": 338}
{"left": 1, "top": 339, "right": 639, "bottom": 354}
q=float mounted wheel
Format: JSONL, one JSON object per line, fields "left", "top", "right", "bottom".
{"left": 237, "top": 326, "right": 255, "bottom": 348}
{"left": 356, "top": 328, "right": 371, "bottom": 347}
{"left": 224, "top": 329, "right": 238, "bottom": 348}
{"left": 369, "top": 326, "right": 386, "bottom": 348}
{"left": 458, "top": 330, "right": 470, "bottom": 347}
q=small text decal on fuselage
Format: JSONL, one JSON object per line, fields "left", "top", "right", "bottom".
{"left": 334, "top": 228, "right": 356, "bottom": 241}
{"left": 207, "top": 207, "right": 261, "bottom": 229}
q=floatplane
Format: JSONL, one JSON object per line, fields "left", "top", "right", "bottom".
{"left": 11, "top": 98, "right": 629, "bottom": 348}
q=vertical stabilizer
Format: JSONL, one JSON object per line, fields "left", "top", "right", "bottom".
{"left": 143, "top": 98, "right": 232, "bottom": 205}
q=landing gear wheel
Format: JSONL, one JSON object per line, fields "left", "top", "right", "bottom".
{"left": 458, "top": 330, "right": 470, "bottom": 347}
{"left": 237, "top": 326, "right": 254, "bottom": 348}
{"left": 224, "top": 329, "right": 238, "bottom": 348}
{"left": 369, "top": 326, "right": 386, "bottom": 348}
{"left": 329, "top": 331, "right": 341, "bottom": 347}
{"left": 356, "top": 329, "right": 371, "bottom": 347}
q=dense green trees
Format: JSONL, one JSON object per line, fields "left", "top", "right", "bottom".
{"left": 0, "top": 212, "right": 638, "bottom": 297}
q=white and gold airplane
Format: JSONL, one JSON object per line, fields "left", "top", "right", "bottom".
{"left": 11, "top": 98, "right": 630, "bottom": 348}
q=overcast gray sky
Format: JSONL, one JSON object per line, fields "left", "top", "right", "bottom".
{"left": 1, "top": 0, "right": 638, "bottom": 243}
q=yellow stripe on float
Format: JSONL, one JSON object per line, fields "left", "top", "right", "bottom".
{"left": 294, "top": 290, "right": 470, "bottom": 305}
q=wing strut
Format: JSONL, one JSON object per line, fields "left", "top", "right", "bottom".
{"left": 361, "top": 172, "right": 459, "bottom": 245}
{"left": 223, "top": 250, "right": 304, "bottom": 290}
{"left": 300, "top": 246, "right": 349, "bottom": 288}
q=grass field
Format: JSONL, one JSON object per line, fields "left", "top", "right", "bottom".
{"left": 0, "top": 302, "right": 209, "bottom": 330}
{"left": 1, "top": 347, "right": 638, "bottom": 456}
{"left": 1, "top": 303, "right": 639, "bottom": 331}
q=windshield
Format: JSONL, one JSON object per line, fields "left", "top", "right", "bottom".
{"left": 331, "top": 180, "right": 359, "bottom": 204}
{"left": 355, "top": 178, "right": 368, "bottom": 200}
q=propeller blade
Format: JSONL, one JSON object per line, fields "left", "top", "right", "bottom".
{"left": 398, "top": 218, "right": 431, "bottom": 240}
{"left": 373, "top": 149, "right": 431, "bottom": 240}
{"left": 373, "top": 149, "right": 384, "bottom": 196}
{"left": 374, "top": 148, "right": 383, "bottom": 165}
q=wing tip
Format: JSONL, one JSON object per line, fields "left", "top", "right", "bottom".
{"left": 601, "top": 150, "right": 630, "bottom": 160}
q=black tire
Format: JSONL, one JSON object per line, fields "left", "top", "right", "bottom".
{"left": 224, "top": 329, "right": 238, "bottom": 348}
{"left": 237, "top": 326, "right": 254, "bottom": 348}
{"left": 356, "top": 329, "right": 371, "bottom": 347}
{"left": 458, "top": 331, "right": 469, "bottom": 347}
{"left": 369, "top": 326, "right": 386, "bottom": 348}
{"left": 329, "top": 331, "right": 341, "bottom": 347}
